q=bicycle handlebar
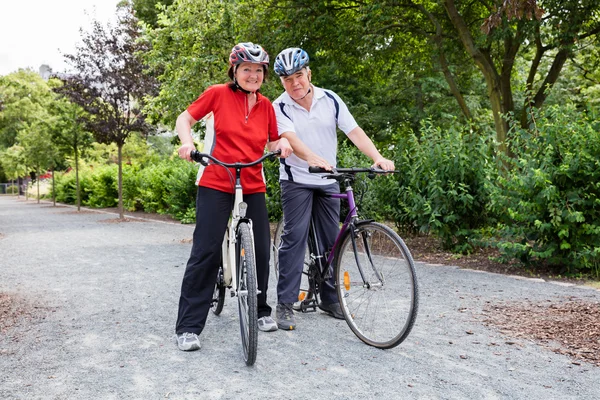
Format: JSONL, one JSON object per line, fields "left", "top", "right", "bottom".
{"left": 190, "top": 149, "right": 282, "bottom": 168}
{"left": 308, "top": 166, "right": 398, "bottom": 174}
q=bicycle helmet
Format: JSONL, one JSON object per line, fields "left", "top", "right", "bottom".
{"left": 274, "top": 48, "right": 310, "bottom": 76}
{"left": 229, "top": 42, "right": 269, "bottom": 66}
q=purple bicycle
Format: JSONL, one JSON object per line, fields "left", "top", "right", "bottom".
{"left": 273, "top": 167, "right": 419, "bottom": 348}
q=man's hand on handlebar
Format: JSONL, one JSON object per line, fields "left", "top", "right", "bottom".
{"left": 307, "top": 153, "right": 333, "bottom": 171}
{"left": 274, "top": 137, "right": 293, "bottom": 158}
{"left": 372, "top": 157, "right": 395, "bottom": 171}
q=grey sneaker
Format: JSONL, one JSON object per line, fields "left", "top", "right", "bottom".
{"left": 176, "top": 332, "right": 201, "bottom": 351}
{"left": 276, "top": 303, "right": 296, "bottom": 330}
{"left": 258, "top": 316, "right": 278, "bottom": 332}
{"left": 318, "top": 302, "right": 345, "bottom": 320}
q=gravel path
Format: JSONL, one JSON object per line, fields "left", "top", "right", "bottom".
{"left": 1, "top": 196, "right": 599, "bottom": 399}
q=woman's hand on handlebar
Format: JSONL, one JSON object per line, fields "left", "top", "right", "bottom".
{"left": 178, "top": 143, "right": 196, "bottom": 162}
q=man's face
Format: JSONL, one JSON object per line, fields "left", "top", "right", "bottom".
{"left": 280, "top": 68, "right": 311, "bottom": 100}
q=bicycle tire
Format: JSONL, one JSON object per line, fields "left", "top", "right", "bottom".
{"left": 272, "top": 219, "right": 284, "bottom": 278}
{"left": 211, "top": 265, "right": 225, "bottom": 315}
{"left": 272, "top": 219, "right": 315, "bottom": 308}
{"left": 236, "top": 222, "right": 258, "bottom": 366}
{"left": 335, "top": 221, "right": 419, "bottom": 349}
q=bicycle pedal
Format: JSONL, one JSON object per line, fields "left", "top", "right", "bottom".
{"left": 300, "top": 300, "right": 317, "bottom": 313}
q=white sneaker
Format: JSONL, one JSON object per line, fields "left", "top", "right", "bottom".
{"left": 176, "top": 332, "right": 201, "bottom": 351}
{"left": 257, "top": 316, "right": 278, "bottom": 332}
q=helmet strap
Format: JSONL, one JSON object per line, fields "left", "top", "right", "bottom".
{"left": 292, "top": 87, "right": 311, "bottom": 101}
{"left": 232, "top": 64, "right": 254, "bottom": 94}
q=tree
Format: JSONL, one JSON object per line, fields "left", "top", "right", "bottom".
{"left": 60, "top": 4, "right": 158, "bottom": 218}
{"left": 243, "top": 0, "right": 600, "bottom": 153}
{"left": 141, "top": 0, "right": 236, "bottom": 127}
{"left": 48, "top": 83, "right": 94, "bottom": 210}
{"left": 17, "top": 120, "right": 59, "bottom": 203}
{"left": 132, "top": 0, "right": 174, "bottom": 27}
{"left": 0, "top": 145, "right": 27, "bottom": 197}
{"left": 0, "top": 70, "right": 57, "bottom": 190}
{"left": 0, "top": 70, "right": 55, "bottom": 148}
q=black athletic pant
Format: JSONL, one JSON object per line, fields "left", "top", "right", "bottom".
{"left": 176, "top": 186, "right": 272, "bottom": 335}
{"left": 277, "top": 181, "right": 340, "bottom": 305}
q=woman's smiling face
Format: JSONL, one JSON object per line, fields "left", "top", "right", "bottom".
{"left": 235, "top": 62, "right": 265, "bottom": 92}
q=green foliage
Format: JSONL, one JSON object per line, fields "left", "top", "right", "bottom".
{"left": 51, "top": 155, "right": 199, "bottom": 222}
{"left": 389, "top": 120, "right": 496, "bottom": 253}
{"left": 132, "top": 0, "right": 174, "bottom": 27}
{"left": 264, "top": 156, "right": 281, "bottom": 221}
{"left": 161, "top": 158, "right": 198, "bottom": 221}
{"left": 336, "top": 140, "right": 389, "bottom": 222}
{"left": 0, "top": 145, "right": 27, "bottom": 180}
{"left": 0, "top": 70, "right": 55, "bottom": 149}
{"left": 85, "top": 165, "right": 119, "bottom": 208}
{"left": 141, "top": 0, "right": 237, "bottom": 126}
{"left": 52, "top": 169, "right": 93, "bottom": 205}
{"left": 487, "top": 104, "right": 600, "bottom": 275}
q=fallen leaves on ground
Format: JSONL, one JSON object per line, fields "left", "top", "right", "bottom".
{"left": 481, "top": 299, "right": 600, "bottom": 367}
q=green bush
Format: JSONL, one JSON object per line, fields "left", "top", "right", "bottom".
{"left": 337, "top": 140, "right": 390, "bottom": 222}
{"left": 389, "top": 121, "right": 496, "bottom": 252}
{"left": 264, "top": 156, "right": 282, "bottom": 222}
{"left": 487, "top": 105, "right": 600, "bottom": 276}
{"left": 85, "top": 165, "right": 118, "bottom": 208}
{"left": 122, "top": 165, "right": 142, "bottom": 211}
{"left": 52, "top": 169, "right": 93, "bottom": 205}
{"left": 162, "top": 158, "right": 198, "bottom": 222}
{"left": 137, "top": 162, "right": 170, "bottom": 214}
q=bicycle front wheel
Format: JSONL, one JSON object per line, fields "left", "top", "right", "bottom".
{"left": 236, "top": 222, "right": 258, "bottom": 365}
{"left": 335, "top": 222, "right": 419, "bottom": 349}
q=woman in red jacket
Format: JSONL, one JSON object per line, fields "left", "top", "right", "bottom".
{"left": 174, "top": 42, "right": 292, "bottom": 351}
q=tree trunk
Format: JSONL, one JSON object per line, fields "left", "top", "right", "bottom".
{"left": 444, "top": 0, "right": 508, "bottom": 154}
{"left": 52, "top": 168, "right": 56, "bottom": 207}
{"left": 75, "top": 145, "right": 81, "bottom": 211}
{"left": 36, "top": 167, "right": 40, "bottom": 204}
{"left": 118, "top": 143, "right": 124, "bottom": 220}
{"left": 420, "top": 3, "right": 472, "bottom": 121}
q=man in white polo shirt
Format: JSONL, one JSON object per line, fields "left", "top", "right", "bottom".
{"left": 272, "top": 47, "right": 395, "bottom": 330}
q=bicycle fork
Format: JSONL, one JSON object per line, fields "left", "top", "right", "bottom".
{"left": 347, "top": 225, "right": 384, "bottom": 290}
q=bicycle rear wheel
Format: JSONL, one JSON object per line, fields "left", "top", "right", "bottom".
{"left": 236, "top": 222, "right": 258, "bottom": 365}
{"left": 211, "top": 265, "right": 225, "bottom": 315}
{"left": 272, "top": 219, "right": 315, "bottom": 309}
{"left": 272, "top": 219, "right": 284, "bottom": 278}
{"left": 335, "top": 222, "right": 419, "bottom": 349}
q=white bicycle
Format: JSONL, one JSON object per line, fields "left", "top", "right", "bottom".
{"left": 190, "top": 149, "right": 280, "bottom": 366}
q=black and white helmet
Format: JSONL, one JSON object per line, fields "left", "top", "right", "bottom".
{"left": 274, "top": 48, "right": 309, "bottom": 76}
{"left": 229, "top": 42, "right": 269, "bottom": 66}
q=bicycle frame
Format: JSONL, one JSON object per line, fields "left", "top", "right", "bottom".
{"left": 306, "top": 169, "right": 390, "bottom": 294}
{"left": 190, "top": 149, "right": 280, "bottom": 297}
{"left": 324, "top": 187, "right": 358, "bottom": 267}
{"left": 222, "top": 172, "right": 255, "bottom": 296}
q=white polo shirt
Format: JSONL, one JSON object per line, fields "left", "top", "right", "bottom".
{"left": 273, "top": 85, "right": 358, "bottom": 185}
